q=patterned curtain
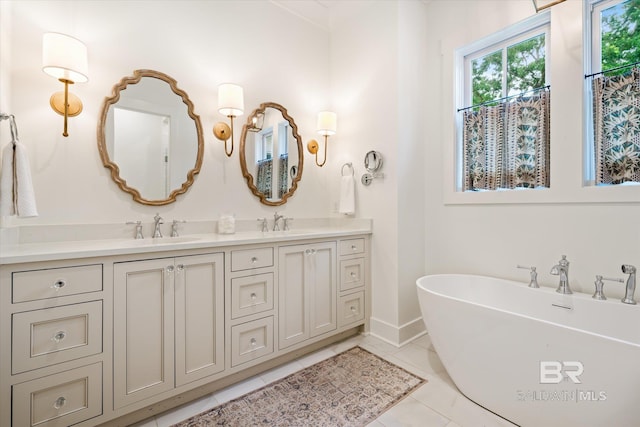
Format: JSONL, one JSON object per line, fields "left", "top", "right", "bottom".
{"left": 256, "top": 159, "right": 273, "bottom": 198}
{"left": 278, "top": 153, "right": 288, "bottom": 199}
{"left": 462, "top": 90, "right": 550, "bottom": 191}
{"left": 592, "top": 68, "right": 640, "bottom": 185}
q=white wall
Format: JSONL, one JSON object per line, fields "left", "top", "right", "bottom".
{"left": 0, "top": 0, "right": 332, "bottom": 226}
{"left": 329, "top": 0, "right": 428, "bottom": 344}
{"left": 424, "top": 0, "right": 640, "bottom": 299}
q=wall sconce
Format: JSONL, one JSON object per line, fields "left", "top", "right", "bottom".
{"left": 42, "top": 32, "right": 89, "bottom": 137}
{"left": 307, "top": 111, "right": 336, "bottom": 167}
{"left": 531, "top": 0, "right": 566, "bottom": 12}
{"left": 213, "top": 83, "right": 244, "bottom": 157}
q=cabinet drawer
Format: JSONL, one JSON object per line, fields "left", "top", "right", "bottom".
{"left": 12, "top": 301, "right": 103, "bottom": 374}
{"left": 12, "top": 264, "right": 103, "bottom": 303}
{"left": 12, "top": 362, "right": 103, "bottom": 427}
{"left": 339, "top": 239, "right": 365, "bottom": 256}
{"left": 231, "top": 273, "right": 274, "bottom": 319}
{"left": 231, "top": 248, "right": 274, "bottom": 271}
{"left": 231, "top": 317, "right": 274, "bottom": 367}
{"left": 338, "top": 292, "right": 365, "bottom": 328}
{"left": 340, "top": 258, "right": 365, "bottom": 291}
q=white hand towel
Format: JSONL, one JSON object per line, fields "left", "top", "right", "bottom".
{"left": 338, "top": 174, "right": 355, "bottom": 215}
{"left": 0, "top": 142, "right": 38, "bottom": 217}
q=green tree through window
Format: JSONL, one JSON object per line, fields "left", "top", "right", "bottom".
{"left": 601, "top": 0, "right": 640, "bottom": 74}
{"left": 470, "top": 34, "right": 546, "bottom": 107}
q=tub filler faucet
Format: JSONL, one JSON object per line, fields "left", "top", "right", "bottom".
{"left": 621, "top": 264, "right": 637, "bottom": 305}
{"left": 550, "top": 255, "right": 572, "bottom": 294}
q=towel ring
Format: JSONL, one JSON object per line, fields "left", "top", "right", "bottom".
{"left": 341, "top": 162, "right": 354, "bottom": 177}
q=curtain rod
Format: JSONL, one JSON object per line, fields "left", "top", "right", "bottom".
{"left": 457, "top": 85, "right": 550, "bottom": 113}
{"left": 585, "top": 60, "right": 640, "bottom": 79}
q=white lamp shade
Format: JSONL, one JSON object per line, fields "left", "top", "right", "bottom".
{"left": 317, "top": 111, "right": 337, "bottom": 136}
{"left": 42, "top": 32, "right": 88, "bottom": 83}
{"left": 218, "top": 83, "right": 244, "bottom": 117}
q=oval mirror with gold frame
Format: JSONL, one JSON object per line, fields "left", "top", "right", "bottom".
{"left": 97, "top": 69, "right": 204, "bottom": 205}
{"left": 240, "top": 102, "right": 304, "bottom": 206}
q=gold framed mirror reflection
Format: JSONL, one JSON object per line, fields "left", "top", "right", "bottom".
{"left": 239, "top": 102, "right": 304, "bottom": 206}
{"left": 97, "top": 69, "right": 204, "bottom": 206}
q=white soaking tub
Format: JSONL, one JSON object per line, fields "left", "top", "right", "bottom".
{"left": 416, "top": 274, "right": 640, "bottom": 427}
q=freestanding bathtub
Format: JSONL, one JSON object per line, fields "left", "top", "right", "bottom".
{"left": 416, "top": 274, "right": 640, "bottom": 427}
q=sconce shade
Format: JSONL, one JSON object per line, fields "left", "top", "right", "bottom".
{"left": 218, "top": 83, "right": 244, "bottom": 117}
{"left": 42, "top": 32, "right": 88, "bottom": 83}
{"left": 317, "top": 111, "right": 337, "bottom": 136}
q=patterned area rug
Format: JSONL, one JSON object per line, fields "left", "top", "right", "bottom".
{"left": 172, "top": 346, "right": 426, "bottom": 426}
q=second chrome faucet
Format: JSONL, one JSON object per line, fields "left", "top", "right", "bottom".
{"left": 550, "top": 255, "right": 572, "bottom": 294}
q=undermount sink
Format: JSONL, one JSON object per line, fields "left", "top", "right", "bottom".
{"left": 149, "top": 236, "right": 200, "bottom": 244}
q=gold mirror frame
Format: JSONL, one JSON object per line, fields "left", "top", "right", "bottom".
{"left": 239, "top": 102, "right": 304, "bottom": 206}
{"left": 97, "top": 69, "right": 204, "bottom": 206}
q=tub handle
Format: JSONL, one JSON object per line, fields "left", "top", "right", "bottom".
{"left": 517, "top": 265, "right": 539, "bottom": 288}
{"left": 592, "top": 275, "right": 624, "bottom": 300}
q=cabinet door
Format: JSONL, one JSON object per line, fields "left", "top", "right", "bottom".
{"left": 114, "top": 258, "right": 175, "bottom": 409}
{"left": 278, "top": 246, "right": 308, "bottom": 349}
{"left": 308, "top": 242, "right": 337, "bottom": 338}
{"left": 278, "top": 242, "right": 337, "bottom": 350}
{"left": 174, "top": 253, "right": 224, "bottom": 387}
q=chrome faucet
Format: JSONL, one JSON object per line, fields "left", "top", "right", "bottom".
{"left": 171, "top": 219, "right": 186, "bottom": 237}
{"left": 257, "top": 218, "right": 268, "bottom": 232}
{"left": 273, "top": 212, "right": 283, "bottom": 231}
{"left": 550, "top": 255, "right": 572, "bottom": 294}
{"left": 153, "top": 213, "right": 164, "bottom": 238}
{"left": 621, "top": 264, "right": 637, "bottom": 305}
{"left": 283, "top": 217, "right": 293, "bottom": 231}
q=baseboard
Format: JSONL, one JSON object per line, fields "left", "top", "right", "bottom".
{"left": 369, "top": 316, "right": 426, "bottom": 347}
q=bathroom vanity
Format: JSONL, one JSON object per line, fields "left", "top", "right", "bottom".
{"left": 0, "top": 222, "right": 371, "bottom": 426}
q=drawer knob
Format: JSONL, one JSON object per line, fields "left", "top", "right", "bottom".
{"left": 52, "top": 331, "right": 66, "bottom": 343}
{"left": 250, "top": 292, "right": 257, "bottom": 301}
{"left": 53, "top": 396, "right": 67, "bottom": 410}
{"left": 350, "top": 306, "right": 357, "bottom": 313}
{"left": 250, "top": 338, "right": 257, "bottom": 346}
{"left": 176, "top": 264, "right": 184, "bottom": 272}
{"left": 351, "top": 245, "right": 357, "bottom": 250}
{"left": 251, "top": 257, "right": 258, "bottom": 264}
{"left": 166, "top": 265, "right": 175, "bottom": 273}
{"left": 350, "top": 272, "right": 357, "bottom": 278}
{"left": 52, "top": 279, "right": 67, "bottom": 290}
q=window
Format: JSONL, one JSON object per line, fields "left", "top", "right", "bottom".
{"left": 590, "top": 0, "right": 640, "bottom": 75}
{"left": 456, "top": 13, "right": 550, "bottom": 192}
{"left": 587, "top": 0, "right": 640, "bottom": 185}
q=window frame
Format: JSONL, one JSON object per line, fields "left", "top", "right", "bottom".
{"left": 454, "top": 11, "right": 551, "bottom": 192}
{"left": 583, "top": 0, "right": 636, "bottom": 186}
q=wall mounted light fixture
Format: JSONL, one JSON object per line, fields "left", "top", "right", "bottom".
{"left": 213, "top": 83, "right": 244, "bottom": 157}
{"left": 307, "top": 111, "right": 336, "bottom": 167}
{"left": 42, "top": 32, "right": 88, "bottom": 137}
{"left": 531, "top": 0, "right": 566, "bottom": 12}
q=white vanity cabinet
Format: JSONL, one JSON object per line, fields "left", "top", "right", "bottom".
{"left": 337, "top": 238, "right": 367, "bottom": 328}
{"left": 0, "top": 260, "right": 105, "bottom": 427}
{"left": 1, "top": 228, "right": 370, "bottom": 427}
{"left": 113, "top": 252, "right": 224, "bottom": 409}
{"left": 226, "top": 246, "right": 276, "bottom": 368}
{"left": 278, "top": 241, "right": 337, "bottom": 349}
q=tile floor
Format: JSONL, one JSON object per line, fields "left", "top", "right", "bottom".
{"left": 134, "top": 334, "right": 518, "bottom": 427}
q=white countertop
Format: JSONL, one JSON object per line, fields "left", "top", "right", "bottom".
{"left": 0, "top": 220, "right": 372, "bottom": 265}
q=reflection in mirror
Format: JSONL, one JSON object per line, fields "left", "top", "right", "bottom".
{"left": 240, "top": 102, "right": 303, "bottom": 206}
{"left": 97, "top": 69, "right": 203, "bottom": 205}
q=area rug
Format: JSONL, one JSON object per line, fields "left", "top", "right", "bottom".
{"left": 172, "top": 346, "right": 426, "bottom": 427}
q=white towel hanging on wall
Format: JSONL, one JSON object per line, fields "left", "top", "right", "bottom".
{"left": 0, "top": 114, "right": 38, "bottom": 217}
{"left": 338, "top": 163, "right": 355, "bottom": 215}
